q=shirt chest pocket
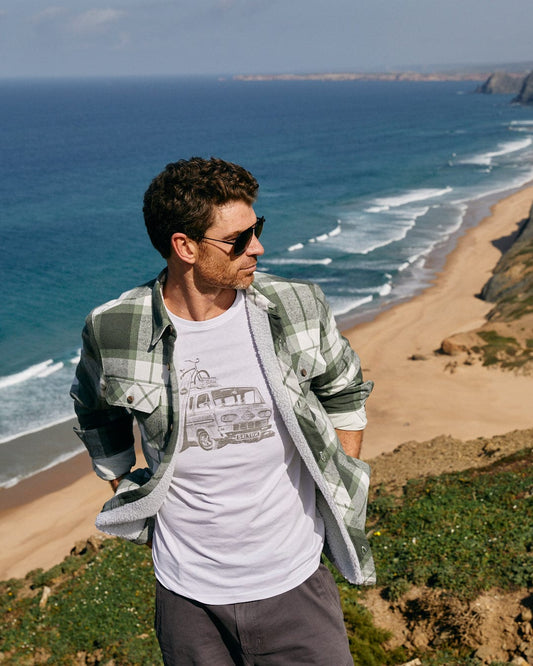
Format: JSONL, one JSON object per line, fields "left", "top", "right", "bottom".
{"left": 104, "top": 377, "right": 167, "bottom": 447}
{"left": 291, "top": 349, "right": 327, "bottom": 387}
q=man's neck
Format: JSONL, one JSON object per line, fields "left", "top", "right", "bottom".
{"left": 163, "top": 269, "right": 237, "bottom": 321}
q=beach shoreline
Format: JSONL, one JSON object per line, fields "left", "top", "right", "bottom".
{"left": 345, "top": 184, "right": 533, "bottom": 451}
{"left": 0, "top": 421, "right": 83, "bottom": 513}
{"left": 2, "top": 183, "right": 533, "bottom": 581}
{"left": 336, "top": 183, "right": 526, "bottom": 333}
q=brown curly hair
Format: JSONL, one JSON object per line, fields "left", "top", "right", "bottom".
{"left": 143, "top": 157, "right": 259, "bottom": 258}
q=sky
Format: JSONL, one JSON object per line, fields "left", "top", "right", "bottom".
{"left": 1, "top": 0, "right": 533, "bottom": 79}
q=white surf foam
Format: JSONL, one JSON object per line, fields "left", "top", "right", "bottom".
{"left": 459, "top": 137, "right": 532, "bottom": 167}
{"left": 288, "top": 221, "right": 342, "bottom": 251}
{"left": 377, "top": 282, "right": 392, "bottom": 297}
{"left": 366, "top": 187, "right": 452, "bottom": 213}
{"left": 36, "top": 361, "right": 64, "bottom": 378}
{"left": 0, "top": 445, "right": 84, "bottom": 488}
{"left": 0, "top": 360, "right": 55, "bottom": 389}
{"left": 264, "top": 257, "right": 333, "bottom": 266}
{"left": 332, "top": 294, "right": 374, "bottom": 317}
{"left": 351, "top": 207, "right": 428, "bottom": 256}
{"left": 328, "top": 222, "right": 342, "bottom": 237}
{"left": 0, "top": 413, "right": 76, "bottom": 446}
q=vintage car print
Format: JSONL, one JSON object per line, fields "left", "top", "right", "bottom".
{"left": 183, "top": 385, "right": 274, "bottom": 450}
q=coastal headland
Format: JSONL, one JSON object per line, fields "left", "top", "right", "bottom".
{"left": 1, "top": 185, "right": 533, "bottom": 581}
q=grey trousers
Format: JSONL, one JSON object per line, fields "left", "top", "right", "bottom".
{"left": 154, "top": 564, "right": 353, "bottom": 665}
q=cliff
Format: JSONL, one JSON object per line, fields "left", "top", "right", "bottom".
{"left": 440, "top": 203, "right": 533, "bottom": 371}
{"left": 513, "top": 71, "right": 533, "bottom": 105}
{"left": 475, "top": 71, "right": 524, "bottom": 95}
{"left": 481, "top": 202, "right": 533, "bottom": 306}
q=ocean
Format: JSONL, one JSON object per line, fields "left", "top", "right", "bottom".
{"left": 2, "top": 76, "right": 533, "bottom": 488}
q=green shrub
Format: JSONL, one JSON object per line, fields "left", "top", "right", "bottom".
{"left": 369, "top": 448, "right": 533, "bottom": 599}
{"left": 1, "top": 539, "right": 162, "bottom": 664}
{"left": 2, "top": 449, "right": 532, "bottom": 664}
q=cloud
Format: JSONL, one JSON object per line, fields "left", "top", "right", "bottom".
{"left": 70, "top": 8, "right": 125, "bottom": 34}
{"left": 31, "top": 6, "right": 66, "bottom": 23}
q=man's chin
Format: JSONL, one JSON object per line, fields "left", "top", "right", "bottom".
{"left": 233, "top": 273, "right": 256, "bottom": 290}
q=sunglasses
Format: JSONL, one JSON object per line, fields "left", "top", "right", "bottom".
{"left": 201, "top": 216, "right": 265, "bottom": 256}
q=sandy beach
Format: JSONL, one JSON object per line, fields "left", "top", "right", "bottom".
{"left": 2, "top": 185, "right": 533, "bottom": 581}
{"left": 348, "top": 185, "right": 533, "bottom": 453}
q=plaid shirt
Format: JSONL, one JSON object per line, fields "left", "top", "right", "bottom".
{"left": 71, "top": 270, "right": 375, "bottom": 584}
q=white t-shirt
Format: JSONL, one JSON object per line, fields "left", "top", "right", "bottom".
{"left": 152, "top": 290, "right": 325, "bottom": 604}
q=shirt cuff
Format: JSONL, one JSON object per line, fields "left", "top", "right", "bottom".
{"left": 91, "top": 449, "right": 136, "bottom": 480}
{"left": 329, "top": 406, "right": 367, "bottom": 431}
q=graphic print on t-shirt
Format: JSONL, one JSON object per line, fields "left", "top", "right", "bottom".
{"left": 180, "top": 357, "right": 275, "bottom": 452}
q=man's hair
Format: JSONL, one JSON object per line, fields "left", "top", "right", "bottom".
{"left": 143, "top": 156, "right": 259, "bottom": 258}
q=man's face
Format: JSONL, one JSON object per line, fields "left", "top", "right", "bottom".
{"left": 194, "top": 200, "right": 265, "bottom": 291}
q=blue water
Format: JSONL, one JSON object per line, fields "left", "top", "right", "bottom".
{"left": 2, "top": 76, "right": 533, "bottom": 486}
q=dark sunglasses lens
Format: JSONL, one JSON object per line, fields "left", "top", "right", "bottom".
{"left": 233, "top": 218, "right": 265, "bottom": 255}
{"left": 255, "top": 217, "right": 264, "bottom": 239}
{"left": 233, "top": 228, "right": 253, "bottom": 256}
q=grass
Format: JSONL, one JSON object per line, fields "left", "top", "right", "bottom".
{"left": 476, "top": 329, "right": 533, "bottom": 368}
{"left": 367, "top": 447, "right": 533, "bottom": 600}
{"left": 1, "top": 540, "right": 162, "bottom": 664}
{"left": 1, "top": 544, "right": 400, "bottom": 665}
{"left": 1, "top": 448, "right": 532, "bottom": 664}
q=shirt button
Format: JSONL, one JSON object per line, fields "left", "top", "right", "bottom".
{"left": 127, "top": 395, "right": 134, "bottom": 404}
{"left": 301, "top": 369, "right": 307, "bottom": 377}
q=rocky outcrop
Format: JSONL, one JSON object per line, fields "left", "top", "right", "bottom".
{"left": 362, "top": 586, "right": 533, "bottom": 666}
{"left": 476, "top": 72, "right": 524, "bottom": 95}
{"left": 513, "top": 72, "right": 533, "bottom": 105}
{"left": 476, "top": 70, "right": 533, "bottom": 104}
{"left": 365, "top": 433, "right": 533, "bottom": 665}
{"left": 439, "top": 203, "right": 533, "bottom": 371}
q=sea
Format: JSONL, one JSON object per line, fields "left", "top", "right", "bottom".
{"left": 2, "top": 76, "right": 533, "bottom": 489}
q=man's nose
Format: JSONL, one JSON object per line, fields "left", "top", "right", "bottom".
{"left": 248, "top": 232, "right": 264, "bottom": 256}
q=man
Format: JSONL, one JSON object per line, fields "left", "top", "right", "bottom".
{"left": 71, "top": 157, "right": 375, "bottom": 665}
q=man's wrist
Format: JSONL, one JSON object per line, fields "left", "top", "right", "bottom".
{"left": 109, "top": 476, "right": 124, "bottom": 491}
{"left": 335, "top": 428, "right": 364, "bottom": 458}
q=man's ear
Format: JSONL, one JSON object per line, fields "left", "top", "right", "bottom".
{"left": 170, "top": 233, "right": 199, "bottom": 265}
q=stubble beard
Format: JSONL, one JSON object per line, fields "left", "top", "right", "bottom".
{"left": 196, "top": 251, "right": 257, "bottom": 291}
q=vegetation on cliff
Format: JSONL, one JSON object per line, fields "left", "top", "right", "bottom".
{"left": 441, "top": 203, "right": 533, "bottom": 371}
{"left": 1, "top": 431, "right": 532, "bottom": 665}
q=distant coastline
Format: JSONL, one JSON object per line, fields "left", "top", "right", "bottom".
{"left": 233, "top": 71, "right": 492, "bottom": 83}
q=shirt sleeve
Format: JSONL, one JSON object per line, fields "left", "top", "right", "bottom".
{"left": 70, "top": 315, "right": 136, "bottom": 480}
{"left": 329, "top": 405, "right": 367, "bottom": 431}
{"left": 311, "top": 284, "right": 373, "bottom": 424}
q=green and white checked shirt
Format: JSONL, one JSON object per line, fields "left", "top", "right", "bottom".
{"left": 71, "top": 270, "right": 376, "bottom": 584}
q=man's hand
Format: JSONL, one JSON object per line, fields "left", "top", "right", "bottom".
{"left": 335, "top": 429, "right": 364, "bottom": 458}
